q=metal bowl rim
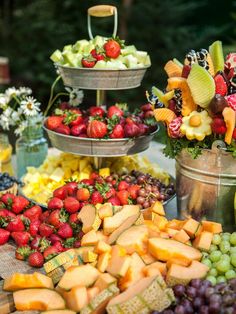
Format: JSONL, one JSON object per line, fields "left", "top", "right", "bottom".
{"left": 56, "top": 63, "right": 151, "bottom": 72}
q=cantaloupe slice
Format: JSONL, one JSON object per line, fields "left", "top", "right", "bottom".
{"left": 166, "top": 228, "right": 179, "bottom": 237}
{"left": 148, "top": 238, "right": 202, "bottom": 265}
{"left": 106, "top": 246, "right": 131, "bottom": 278}
{"left": 150, "top": 201, "right": 165, "bottom": 216}
{"left": 81, "top": 230, "right": 99, "bottom": 246}
{"left": 118, "top": 253, "right": 145, "bottom": 291}
{"left": 62, "top": 286, "right": 88, "bottom": 312}
{"left": 182, "top": 218, "right": 201, "bottom": 238}
{"left": 164, "top": 60, "right": 183, "bottom": 77}
{"left": 82, "top": 251, "right": 98, "bottom": 263}
{"left": 144, "top": 220, "right": 160, "bottom": 238}
{"left": 166, "top": 219, "right": 184, "bottom": 230}
{"left": 94, "top": 241, "right": 112, "bottom": 254}
{"left": 96, "top": 252, "right": 111, "bottom": 273}
{"left": 145, "top": 261, "right": 167, "bottom": 276}
{"left": 103, "top": 205, "right": 140, "bottom": 235}
{"left": 75, "top": 246, "right": 94, "bottom": 262}
{"left": 96, "top": 231, "right": 109, "bottom": 243}
{"left": 166, "top": 257, "right": 190, "bottom": 269}
{"left": 3, "top": 272, "right": 53, "bottom": 291}
{"left": 42, "top": 310, "right": 76, "bottom": 314}
{"left": 78, "top": 204, "right": 101, "bottom": 233}
{"left": 152, "top": 214, "right": 168, "bottom": 231}
{"left": 87, "top": 287, "right": 100, "bottom": 302}
{"left": 160, "top": 231, "right": 170, "bottom": 239}
{"left": 58, "top": 265, "right": 99, "bottom": 290}
{"left": 140, "top": 252, "right": 156, "bottom": 265}
{"left": 107, "top": 276, "right": 174, "bottom": 314}
{"left": 166, "top": 261, "right": 209, "bottom": 286}
{"left": 98, "top": 203, "right": 113, "bottom": 219}
{"left": 107, "top": 213, "right": 140, "bottom": 244}
{"left": 116, "top": 225, "right": 148, "bottom": 254}
{"left": 201, "top": 220, "right": 223, "bottom": 234}
{"left": 13, "top": 289, "right": 65, "bottom": 311}
{"left": 193, "top": 231, "right": 213, "bottom": 251}
{"left": 154, "top": 108, "right": 177, "bottom": 125}
{"left": 94, "top": 273, "right": 117, "bottom": 292}
{"left": 173, "top": 229, "right": 190, "bottom": 243}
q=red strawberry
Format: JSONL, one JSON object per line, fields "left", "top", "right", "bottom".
{"left": 29, "top": 220, "right": 41, "bottom": 236}
{"left": 53, "top": 241, "right": 64, "bottom": 252}
{"left": 0, "top": 228, "right": 10, "bottom": 245}
{"left": 24, "top": 205, "right": 42, "bottom": 221}
{"left": 64, "top": 197, "right": 80, "bottom": 214}
{"left": 11, "top": 231, "right": 31, "bottom": 246}
{"left": 28, "top": 251, "right": 44, "bottom": 267}
{"left": 91, "top": 48, "right": 105, "bottom": 61}
{"left": 69, "top": 114, "right": 83, "bottom": 127}
{"left": 110, "top": 124, "right": 124, "bottom": 139}
{"left": 6, "top": 216, "right": 25, "bottom": 232}
{"left": 116, "top": 190, "right": 130, "bottom": 205}
{"left": 55, "top": 124, "right": 70, "bottom": 135}
{"left": 11, "top": 196, "right": 29, "bottom": 214}
{"left": 82, "top": 56, "right": 96, "bottom": 68}
{"left": 107, "top": 105, "right": 124, "bottom": 118}
{"left": 90, "top": 172, "right": 99, "bottom": 180}
{"left": 182, "top": 65, "right": 191, "bottom": 78}
{"left": 39, "top": 223, "right": 54, "bottom": 237}
{"left": 71, "top": 123, "right": 87, "bottom": 137}
{"left": 53, "top": 186, "right": 68, "bottom": 200}
{"left": 74, "top": 239, "right": 81, "bottom": 248}
{"left": 49, "top": 234, "right": 62, "bottom": 244}
{"left": 43, "top": 246, "right": 59, "bottom": 260}
{"left": 104, "top": 39, "right": 121, "bottom": 59}
{"left": 91, "top": 191, "right": 104, "bottom": 205}
{"left": 87, "top": 120, "right": 107, "bottom": 138}
{"left": 211, "top": 118, "right": 227, "bottom": 134}
{"left": 48, "top": 209, "right": 64, "bottom": 229}
{"left": 118, "top": 180, "right": 130, "bottom": 191}
{"left": 214, "top": 74, "right": 228, "bottom": 96}
{"left": 15, "top": 245, "right": 32, "bottom": 261}
{"left": 30, "top": 235, "right": 42, "bottom": 250}
{"left": 46, "top": 116, "right": 64, "bottom": 130}
{"left": 124, "top": 123, "right": 140, "bottom": 137}
{"left": 47, "top": 197, "right": 64, "bottom": 211}
{"left": 225, "top": 94, "right": 236, "bottom": 111}
{"left": 57, "top": 223, "right": 73, "bottom": 239}
{"left": 128, "top": 184, "right": 140, "bottom": 199}
{"left": 0, "top": 193, "right": 15, "bottom": 205}
{"left": 105, "top": 187, "right": 116, "bottom": 199}
{"left": 39, "top": 210, "right": 50, "bottom": 223}
{"left": 141, "top": 103, "right": 153, "bottom": 112}
{"left": 77, "top": 188, "right": 90, "bottom": 201}
{"left": 69, "top": 213, "right": 79, "bottom": 224}
{"left": 81, "top": 178, "right": 94, "bottom": 185}
{"left": 89, "top": 106, "right": 105, "bottom": 117}
{"left": 0, "top": 209, "right": 16, "bottom": 218}
{"left": 65, "top": 182, "right": 78, "bottom": 196}
{"left": 107, "top": 196, "right": 121, "bottom": 206}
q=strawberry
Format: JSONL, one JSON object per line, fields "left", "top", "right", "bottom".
{"left": 107, "top": 196, "right": 121, "bottom": 206}
{"left": 89, "top": 106, "right": 105, "bottom": 117}
{"left": 82, "top": 56, "right": 96, "bottom": 68}
{"left": 15, "top": 245, "right": 32, "bottom": 261}
{"left": 0, "top": 228, "right": 10, "bottom": 245}
{"left": 68, "top": 110, "right": 82, "bottom": 127}
{"left": 64, "top": 197, "right": 80, "bottom": 214}
{"left": 225, "top": 94, "right": 236, "bottom": 111}
{"left": 74, "top": 239, "right": 81, "bottom": 248}
{"left": 53, "top": 186, "right": 68, "bottom": 200}
{"left": 39, "top": 210, "right": 50, "bottom": 223}
{"left": 124, "top": 122, "right": 140, "bottom": 137}
{"left": 6, "top": 216, "right": 25, "bottom": 232}
{"left": 118, "top": 180, "right": 130, "bottom": 191}
{"left": 71, "top": 123, "right": 87, "bottom": 137}
{"left": 48, "top": 209, "right": 67, "bottom": 229}
{"left": 116, "top": 190, "right": 130, "bottom": 205}
{"left": 211, "top": 118, "right": 227, "bottom": 134}
{"left": 110, "top": 124, "right": 124, "bottom": 139}
{"left": 57, "top": 223, "right": 73, "bottom": 239}
{"left": 214, "top": 73, "right": 228, "bottom": 96}
{"left": 105, "top": 187, "right": 116, "bottom": 199}
{"left": 11, "top": 231, "right": 31, "bottom": 246}
{"left": 29, "top": 220, "right": 41, "bottom": 236}
{"left": 46, "top": 116, "right": 64, "bottom": 130}
{"left": 11, "top": 196, "right": 29, "bottom": 214}
{"left": 23, "top": 205, "right": 42, "bottom": 221}
{"left": 182, "top": 65, "right": 191, "bottom": 78}
{"left": 104, "top": 39, "right": 121, "bottom": 59}
{"left": 91, "top": 191, "right": 104, "bottom": 205}
{"left": 49, "top": 234, "right": 62, "bottom": 244}
{"left": 30, "top": 235, "right": 42, "bottom": 250}
{"left": 91, "top": 47, "right": 105, "bottom": 61}
{"left": 87, "top": 120, "right": 107, "bottom": 138}
{"left": 39, "top": 223, "right": 54, "bottom": 237}
{"left": 128, "top": 184, "right": 140, "bottom": 199}
{"left": 69, "top": 213, "right": 79, "bottom": 224}
{"left": 141, "top": 103, "right": 153, "bottom": 112}
{"left": 55, "top": 124, "right": 70, "bottom": 135}
{"left": 0, "top": 209, "right": 15, "bottom": 218}
{"left": 77, "top": 188, "right": 90, "bottom": 201}
{"left": 58, "top": 102, "right": 70, "bottom": 111}
{"left": 0, "top": 193, "right": 15, "bottom": 205}
{"left": 107, "top": 105, "right": 124, "bottom": 118}
{"left": 47, "top": 197, "right": 64, "bottom": 211}
{"left": 65, "top": 181, "right": 78, "bottom": 196}
{"left": 53, "top": 241, "right": 64, "bottom": 252}
{"left": 28, "top": 251, "right": 44, "bottom": 267}
{"left": 43, "top": 246, "right": 59, "bottom": 260}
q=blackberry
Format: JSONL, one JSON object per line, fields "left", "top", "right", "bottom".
{"left": 174, "top": 89, "right": 182, "bottom": 114}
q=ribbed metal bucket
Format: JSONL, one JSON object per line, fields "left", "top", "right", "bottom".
{"left": 176, "top": 148, "right": 236, "bottom": 231}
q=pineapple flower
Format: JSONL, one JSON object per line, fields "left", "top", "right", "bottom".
{"left": 180, "top": 110, "right": 212, "bottom": 141}
{"left": 65, "top": 87, "right": 84, "bottom": 107}
{"left": 21, "top": 96, "right": 41, "bottom": 116}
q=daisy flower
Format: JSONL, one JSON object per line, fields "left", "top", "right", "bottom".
{"left": 65, "top": 87, "right": 84, "bottom": 106}
{"left": 5, "top": 87, "right": 20, "bottom": 99}
{"left": 19, "top": 87, "right": 32, "bottom": 95}
{"left": 0, "top": 95, "right": 7, "bottom": 109}
{"left": 14, "top": 120, "right": 28, "bottom": 136}
{"left": 21, "top": 96, "right": 41, "bottom": 116}
{"left": 0, "top": 107, "right": 13, "bottom": 130}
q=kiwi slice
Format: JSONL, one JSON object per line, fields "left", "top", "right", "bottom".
{"left": 187, "top": 64, "right": 215, "bottom": 108}
{"left": 209, "top": 41, "right": 224, "bottom": 73}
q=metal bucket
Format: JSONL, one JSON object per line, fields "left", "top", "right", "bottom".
{"left": 176, "top": 147, "right": 236, "bottom": 231}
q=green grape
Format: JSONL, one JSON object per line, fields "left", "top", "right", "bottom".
{"left": 201, "top": 258, "right": 212, "bottom": 268}
{"left": 225, "top": 269, "right": 236, "bottom": 280}
{"left": 206, "top": 275, "right": 217, "bottom": 285}
{"left": 209, "top": 244, "right": 218, "bottom": 252}
{"left": 230, "top": 247, "right": 236, "bottom": 254}
{"left": 219, "top": 240, "right": 231, "bottom": 254}
{"left": 229, "top": 232, "right": 236, "bottom": 246}
{"left": 230, "top": 253, "right": 236, "bottom": 267}
{"left": 209, "top": 268, "right": 218, "bottom": 277}
{"left": 216, "top": 260, "right": 230, "bottom": 273}
{"left": 209, "top": 250, "right": 222, "bottom": 262}
{"left": 212, "top": 234, "right": 221, "bottom": 245}
{"left": 217, "top": 275, "right": 226, "bottom": 283}
{"left": 221, "top": 254, "right": 231, "bottom": 262}
{"left": 222, "top": 233, "right": 231, "bottom": 241}
{"left": 202, "top": 252, "right": 209, "bottom": 259}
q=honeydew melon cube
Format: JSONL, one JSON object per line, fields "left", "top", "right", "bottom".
{"left": 94, "top": 60, "right": 107, "bottom": 69}
{"left": 134, "top": 51, "right": 148, "bottom": 64}
{"left": 93, "top": 35, "right": 106, "bottom": 47}
{"left": 50, "top": 49, "right": 63, "bottom": 63}
{"left": 83, "top": 43, "right": 95, "bottom": 54}
{"left": 145, "top": 55, "right": 151, "bottom": 66}
{"left": 62, "top": 51, "right": 82, "bottom": 67}
{"left": 63, "top": 44, "right": 73, "bottom": 52}
{"left": 73, "top": 39, "right": 89, "bottom": 53}
{"left": 124, "top": 55, "right": 138, "bottom": 68}
{"left": 121, "top": 45, "right": 137, "bottom": 56}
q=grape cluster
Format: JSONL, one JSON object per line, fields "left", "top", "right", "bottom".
{"left": 152, "top": 278, "right": 236, "bottom": 314}
{"left": 0, "top": 173, "right": 22, "bottom": 191}
{"left": 201, "top": 232, "right": 236, "bottom": 285}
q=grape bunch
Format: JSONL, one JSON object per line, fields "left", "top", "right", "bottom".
{"left": 0, "top": 173, "right": 22, "bottom": 191}
{"left": 201, "top": 232, "right": 236, "bottom": 285}
{"left": 152, "top": 278, "right": 236, "bottom": 314}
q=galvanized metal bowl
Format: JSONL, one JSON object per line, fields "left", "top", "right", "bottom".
{"left": 44, "top": 121, "right": 159, "bottom": 157}
{"left": 56, "top": 64, "right": 150, "bottom": 90}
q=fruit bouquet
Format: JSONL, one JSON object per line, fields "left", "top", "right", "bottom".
{"left": 150, "top": 41, "right": 236, "bottom": 159}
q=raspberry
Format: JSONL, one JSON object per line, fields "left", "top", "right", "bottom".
{"left": 225, "top": 94, "right": 236, "bottom": 111}
{"left": 168, "top": 117, "right": 184, "bottom": 138}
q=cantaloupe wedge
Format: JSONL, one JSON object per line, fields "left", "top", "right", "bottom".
{"left": 154, "top": 108, "right": 177, "bottom": 125}
{"left": 166, "top": 261, "right": 209, "bottom": 286}
{"left": 96, "top": 231, "right": 109, "bottom": 243}
{"left": 201, "top": 220, "right": 222, "bottom": 234}
{"left": 118, "top": 253, "right": 145, "bottom": 291}
{"left": 82, "top": 251, "right": 98, "bottom": 263}
{"left": 140, "top": 252, "right": 156, "bottom": 265}
{"left": 150, "top": 201, "right": 165, "bottom": 216}
{"left": 87, "top": 287, "right": 100, "bottom": 302}
{"left": 94, "top": 273, "right": 117, "bottom": 292}
{"left": 182, "top": 218, "right": 201, "bottom": 238}
{"left": 94, "top": 241, "right": 112, "bottom": 254}
{"left": 152, "top": 214, "right": 168, "bottom": 231}
{"left": 62, "top": 286, "right": 88, "bottom": 312}
{"left": 166, "top": 219, "right": 184, "bottom": 230}
{"left": 98, "top": 203, "right": 113, "bottom": 219}
{"left": 144, "top": 220, "right": 160, "bottom": 238}
{"left": 78, "top": 204, "right": 101, "bottom": 233}
{"left": 164, "top": 60, "right": 183, "bottom": 77}
{"left": 107, "top": 276, "right": 174, "bottom": 314}
{"left": 107, "top": 213, "right": 140, "bottom": 244}
{"left": 103, "top": 205, "right": 140, "bottom": 235}
{"left": 166, "top": 257, "right": 190, "bottom": 269}
{"left": 143, "top": 265, "right": 162, "bottom": 277}
{"left": 75, "top": 246, "right": 95, "bottom": 261}
{"left": 160, "top": 231, "right": 170, "bottom": 239}
{"left": 81, "top": 230, "right": 99, "bottom": 246}
{"left": 96, "top": 252, "right": 111, "bottom": 273}
{"left": 173, "top": 229, "right": 190, "bottom": 243}
{"left": 145, "top": 261, "right": 167, "bottom": 276}
{"left": 116, "top": 225, "right": 148, "bottom": 254}
{"left": 13, "top": 289, "right": 65, "bottom": 311}
{"left": 42, "top": 310, "right": 76, "bottom": 314}
{"left": 193, "top": 231, "right": 213, "bottom": 251}
{"left": 148, "top": 238, "right": 202, "bottom": 265}
{"left": 106, "top": 245, "right": 131, "bottom": 278}
{"left": 3, "top": 272, "right": 53, "bottom": 291}
{"left": 166, "top": 228, "right": 179, "bottom": 237}
{"left": 58, "top": 265, "right": 99, "bottom": 290}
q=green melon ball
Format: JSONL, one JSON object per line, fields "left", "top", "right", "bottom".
{"left": 219, "top": 241, "right": 231, "bottom": 254}
{"left": 229, "top": 232, "right": 236, "bottom": 246}
{"left": 212, "top": 234, "right": 221, "bottom": 246}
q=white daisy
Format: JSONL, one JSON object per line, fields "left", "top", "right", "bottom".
{"left": 5, "top": 87, "right": 20, "bottom": 99}
{"left": 21, "top": 96, "right": 41, "bottom": 116}
{"left": 0, "top": 107, "right": 13, "bottom": 130}
{"left": 19, "top": 87, "right": 32, "bottom": 95}
{"left": 0, "top": 95, "right": 7, "bottom": 109}
{"left": 65, "top": 87, "right": 84, "bottom": 106}
{"left": 14, "top": 120, "right": 28, "bottom": 136}
{"left": 11, "top": 110, "right": 21, "bottom": 123}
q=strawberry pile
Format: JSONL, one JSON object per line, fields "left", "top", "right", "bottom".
{"left": 46, "top": 103, "right": 157, "bottom": 138}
